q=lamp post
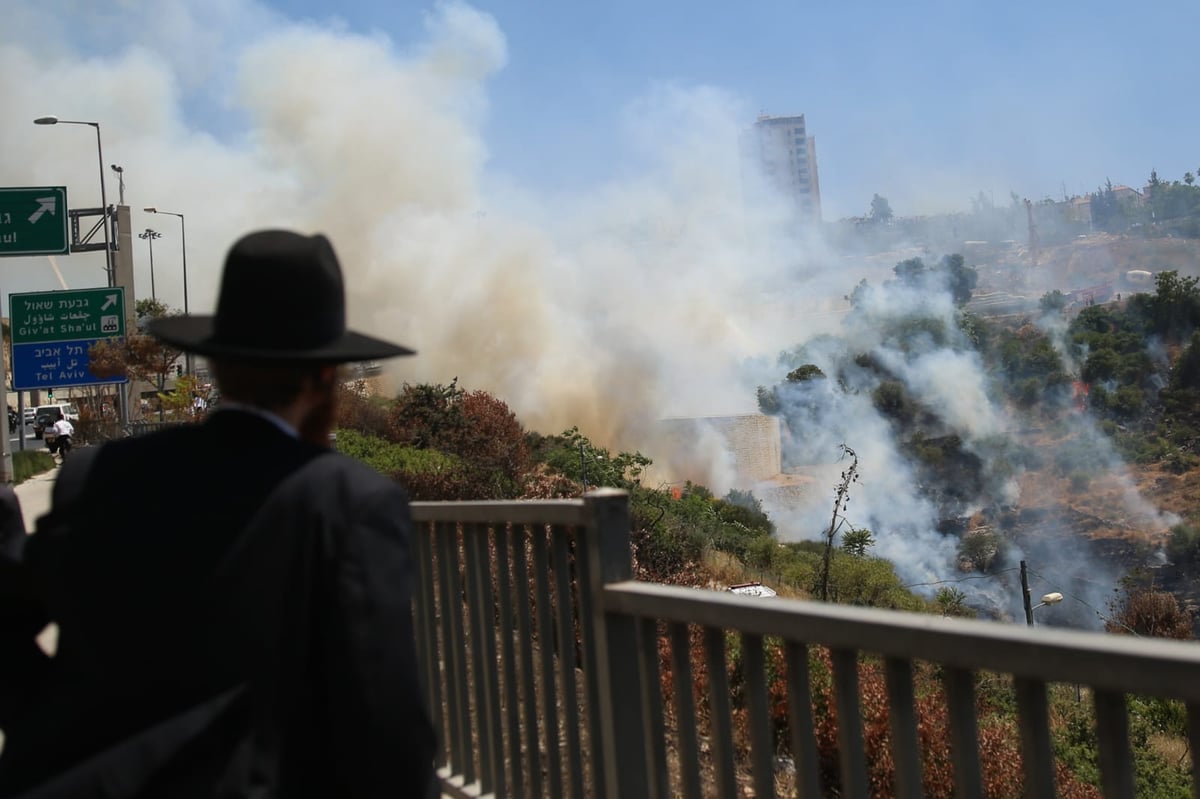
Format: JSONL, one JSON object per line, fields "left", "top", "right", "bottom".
{"left": 33, "top": 116, "right": 114, "bottom": 287}
{"left": 144, "top": 207, "right": 190, "bottom": 376}
{"left": 110, "top": 164, "right": 125, "bottom": 205}
{"left": 1029, "top": 591, "right": 1063, "bottom": 627}
{"left": 138, "top": 228, "right": 162, "bottom": 301}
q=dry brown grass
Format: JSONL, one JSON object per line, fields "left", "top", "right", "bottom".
{"left": 698, "top": 549, "right": 810, "bottom": 600}
{"left": 1147, "top": 733, "right": 1191, "bottom": 772}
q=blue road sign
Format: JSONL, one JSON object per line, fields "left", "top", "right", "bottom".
{"left": 10, "top": 287, "right": 128, "bottom": 391}
{"left": 11, "top": 339, "right": 127, "bottom": 392}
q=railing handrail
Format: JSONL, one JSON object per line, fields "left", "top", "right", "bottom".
{"left": 413, "top": 491, "right": 1200, "bottom": 799}
{"left": 602, "top": 580, "right": 1200, "bottom": 702}
{"left": 411, "top": 498, "right": 588, "bottom": 526}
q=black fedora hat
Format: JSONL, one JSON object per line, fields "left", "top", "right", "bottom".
{"left": 149, "top": 230, "right": 415, "bottom": 362}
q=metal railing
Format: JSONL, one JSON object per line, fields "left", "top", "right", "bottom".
{"left": 411, "top": 493, "right": 615, "bottom": 799}
{"left": 411, "top": 490, "right": 1200, "bottom": 799}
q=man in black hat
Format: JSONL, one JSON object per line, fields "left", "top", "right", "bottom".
{"left": 0, "top": 231, "right": 436, "bottom": 797}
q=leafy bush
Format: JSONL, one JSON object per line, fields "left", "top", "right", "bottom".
{"left": 873, "top": 380, "right": 916, "bottom": 424}
{"left": 1081, "top": 348, "right": 1120, "bottom": 383}
{"left": 388, "top": 381, "right": 531, "bottom": 497}
{"left": 1170, "top": 331, "right": 1200, "bottom": 389}
{"left": 825, "top": 552, "right": 925, "bottom": 610}
{"left": 1162, "top": 449, "right": 1198, "bottom": 474}
{"left": 935, "top": 586, "right": 972, "bottom": 617}
{"left": 334, "top": 428, "right": 458, "bottom": 474}
{"left": 959, "top": 530, "right": 1007, "bottom": 572}
{"left": 1040, "top": 290, "right": 1068, "bottom": 313}
{"left": 14, "top": 449, "right": 55, "bottom": 483}
{"left": 786, "top": 364, "right": 826, "bottom": 382}
{"left": 629, "top": 488, "right": 705, "bottom": 582}
{"left": 335, "top": 379, "right": 392, "bottom": 437}
{"left": 1056, "top": 692, "right": 1191, "bottom": 798}
{"left": 529, "top": 427, "right": 651, "bottom": 492}
{"left": 1166, "top": 524, "right": 1200, "bottom": 566}
{"left": 840, "top": 527, "right": 875, "bottom": 557}
{"left": 1140, "top": 270, "right": 1200, "bottom": 340}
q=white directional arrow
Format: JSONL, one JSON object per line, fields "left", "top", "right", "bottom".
{"left": 28, "top": 196, "right": 57, "bottom": 225}
{"left": 101, "top": 294, "right": 118, "bottom": 311}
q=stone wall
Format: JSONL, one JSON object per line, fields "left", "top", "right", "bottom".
{"left": 658, "top": 414, "right": 781, "bottom": 487}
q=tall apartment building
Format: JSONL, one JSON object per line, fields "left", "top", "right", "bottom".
{"left": 742, "top": 113, "right": 822, "bottom": 224}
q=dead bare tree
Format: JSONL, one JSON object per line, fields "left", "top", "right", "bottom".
{"left": 819, "top": 444, "right": 860, "bottom": 602}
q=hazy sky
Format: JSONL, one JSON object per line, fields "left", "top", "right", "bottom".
{"left": 267, "top": 0, "right": 1199, "bottom": 216}
{"left": 2, "top": 0, "right": 1198, "bottom": 446}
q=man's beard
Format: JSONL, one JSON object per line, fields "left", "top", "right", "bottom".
{"left": 298, "top": 380, "right": 337, "bottom": 448}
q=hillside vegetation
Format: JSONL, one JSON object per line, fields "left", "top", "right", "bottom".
{"left": 332, "top": 266, "right": 1200, "bottom": 794}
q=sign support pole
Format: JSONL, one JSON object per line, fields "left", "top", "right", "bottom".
{"left": 1, "top": 332, "right": 12, "bottom": 484}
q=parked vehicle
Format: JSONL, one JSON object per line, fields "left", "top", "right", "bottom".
{"left": 34, "top": 403, "right": 79, "bottom": 441}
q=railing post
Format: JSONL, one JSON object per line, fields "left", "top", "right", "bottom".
{"left": 583, "top": 488, "right": 651, "bottom": 799}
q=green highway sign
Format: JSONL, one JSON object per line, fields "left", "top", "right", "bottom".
{"left": 0, "top": 186, "right": 69, "bottom": 256}
{"left": 9, "top": 287, "right": 127, "bottom": 391}
{"left": 10, "top": 287, "right": 125, "bottom": 345}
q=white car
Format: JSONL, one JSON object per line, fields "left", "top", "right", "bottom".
{"left": 35, "top": 403, "right": 79, "bottom": 443}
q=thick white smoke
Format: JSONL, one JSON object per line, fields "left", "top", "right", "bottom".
{"left": 2, "top": 2, "right": 1176, "bottom": 623}
{"left": 1, "top": 0, "right": 846, "bottom": 450}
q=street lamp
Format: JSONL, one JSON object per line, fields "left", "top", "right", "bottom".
{"left": 138, "top": 228, "right": 161, "bottom": 301}
{"left": 144, "top": 207, "right": 190, "bottom": 376}
{"left": 110, "top": 164, "right": 125, "bottom": 205}
{"left": 1032, "top": 592, "right": 1063, "bottom": 612}
{"left": 33, "top": 115, "right": 114, "bottom": 287}
{"left": 1029, "top": 591, "right": 1064, "bottom": 629}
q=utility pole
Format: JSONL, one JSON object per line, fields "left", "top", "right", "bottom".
{"left": 139, "top": 228, "right": 161, "bottom": 301}
{"left": 580, "top": 442, "right": 588, "bottom": 491}
{"left": 111, "top": 164, "right": 125, "bottom": 205}
{"left": 0, "top": 343, "right": 12, "bottom": 483}
{"left": 1020, "top": 560, "right": 1034, "bottom": 626}
{"left": 1024, "top": 198, "right": 1039, "bottom": 276}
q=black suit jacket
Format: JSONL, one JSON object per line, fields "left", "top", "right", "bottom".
{"left": 0, "top": 411, "right": 435, "bottom": 797}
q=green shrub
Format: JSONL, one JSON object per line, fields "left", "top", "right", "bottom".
{"left": 780, "top": 557, "right": 819, "bottom": 590}
{"left": 744, "top": 536, "right": 778, "bottom": 570}
{"left": 873, "top": 380, "right": 916, "bottom": 424}
{"left": 959, "top": 530, "right": 1007, "bottom": 572}
{"left": 1166, "top": 524, "right": 1200, "bottom": 566}
{"left": 786, "top": 364, "right": 826, "bottom": 382}
{"left": 1163, "top": 449, "right": 1198, "bottom": 474}
{"left": 1111, "top": 385, "right": 1145, "bottom": 419}
{"left": 840, "top": 528, "right": 876, "bottom": 557}
{"left": 1014, "top": 377, "right": 1043, "bottom": 408}
{"left": 1128, "top": 695, "right": 1188, "bottom": 738}
{"left": 334, "top": 428, "right": 459, "bottom": 475}
{"left": 1040, "top": 290, "right": 1068, "bottom": 313}
{"left": 627, "top": 488, "right": 706, "bottom": 581}
{"left": 13, "top": 450, "right": 55, "bottom": 483}
{"left": 935, "top": 586, "right": 972, "bottom": 617}
{"left": 826, "top": 553, "right": 925, "bottom": 611}
{"left": 334, "top": 380, "right": 391, "bottom": 437}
